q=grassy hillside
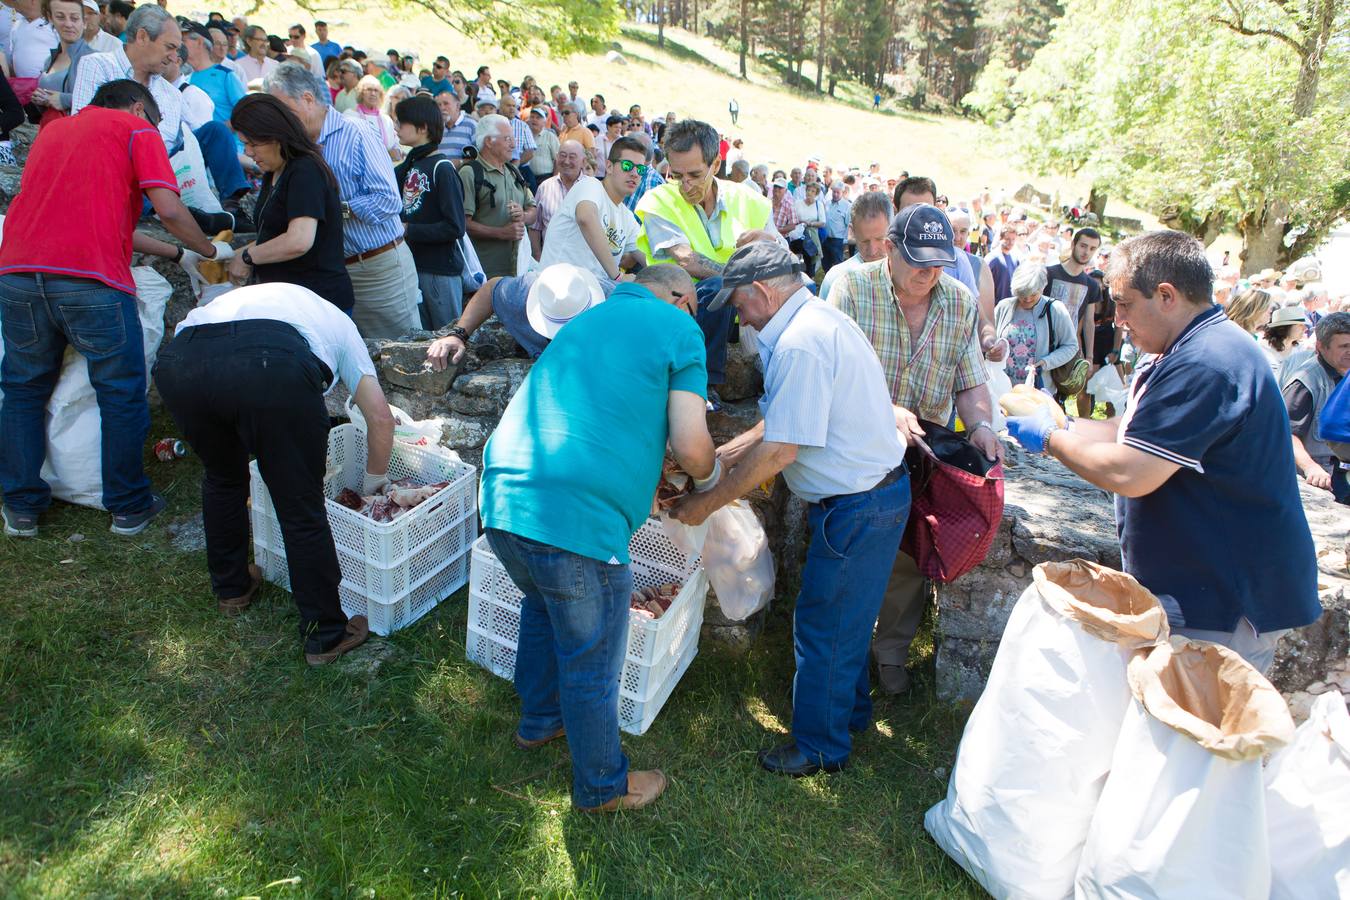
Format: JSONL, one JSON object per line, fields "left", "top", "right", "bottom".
{"left": 222, "top": 1, "right": 1094, "bottom": 206}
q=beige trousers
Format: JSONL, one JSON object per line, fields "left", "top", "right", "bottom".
{"left": 347, "top": 241, "right": 422, "bottom": 339}
{"left": 871, "top": 549, "right": 929, "bottom": 666}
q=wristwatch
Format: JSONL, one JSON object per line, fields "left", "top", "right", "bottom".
{"left": 446, "top": 325, "right": 470, "bottom": 343}
{"left": 241, "top": 248, "right": 254, "bottom": 266}
{"left": 969, "top": 420, "right": 994, "bottom": 436}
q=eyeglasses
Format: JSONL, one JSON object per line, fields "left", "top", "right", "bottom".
{"left": 614, "top": 159, "right": 649, "bottom": 176}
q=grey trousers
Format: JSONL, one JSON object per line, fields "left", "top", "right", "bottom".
{"left": 417, "top": 272, "right": 464, "bottom": 330}
{"left": 871, "top": 549, "right": 929, "bottom": 667}
{"left": 1173, "top": 617, "right": 1290, "bottom": 676}
{"left": 347, "top": 241, "right": 421, "bottom": 339}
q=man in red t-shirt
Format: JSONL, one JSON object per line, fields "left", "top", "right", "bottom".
{"left": 0, "top": 79, "right": 231, "bottom": 539}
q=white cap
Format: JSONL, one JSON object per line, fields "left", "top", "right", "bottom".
{"left": 526, "top": 264, "right": 605, "bottom": 338}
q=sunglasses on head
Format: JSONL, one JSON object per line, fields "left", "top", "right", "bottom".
{"left": 614, "top": 159, "right": 648, "bottom": 176}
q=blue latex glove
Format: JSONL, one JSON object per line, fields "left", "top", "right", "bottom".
{"left": 1006, "top": 405, "right": 1059, "bottom": 454}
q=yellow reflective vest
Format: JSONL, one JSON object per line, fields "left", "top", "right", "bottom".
{"left": 635, "top": 180, "right": 772, "bottom": 279}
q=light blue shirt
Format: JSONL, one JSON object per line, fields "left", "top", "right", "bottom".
{"left": 315, "top": 106, "right": 404, "bottom": 256}
{"left": 824, "top": 197, "right": 851, "bottom": 239}
{"left": 947, "top": 248, "right": 978, "bottom": 296}
{"left": 190, "top": 64, "right": 246, "bottom": 124}
{"left": 820, "top": 252, "right": 875, "bottom": 302}
{"left": 480, "top": 284, "right": 707, "bottom": 563}
{"left": 757, "top": 287, "right": 904, "bottom": 502}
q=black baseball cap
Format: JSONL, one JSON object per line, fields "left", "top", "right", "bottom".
{"left": 709, "top": 241, "right": 802, "bottom": 311}
{"left": 178, "top": 18, "right": 213, "bottom": 43}
{"left": 888, "top": 203, "right": 957, "bottom": 268}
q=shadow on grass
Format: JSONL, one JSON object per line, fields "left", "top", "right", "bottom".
{"left": 0, "top": 411, "right": 982, "bottom": 896}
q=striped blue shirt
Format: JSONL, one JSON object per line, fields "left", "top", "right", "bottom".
{"left": 507, "top": 115, "right": 536, "bottom": 164}
{"left": 623, "top": 165, "right": 666, "bottom": 213}
{"left": 438, "top": 112, "right": 475, "bottom": 162}
{"left": 315, "top": 106, "right": 404, "bottom": 256}
{"left": 757, "top": 287, "right": 904, "bottom": 502}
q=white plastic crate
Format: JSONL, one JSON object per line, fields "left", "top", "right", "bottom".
{"left": 468, "top": 520, "right": 704, "bottom": 669}
{"left": 465, "top": 624, "right": 699, "bottom": 736}
{"left": 253, "top": 507, "right": 476, "bottom": 599}
{"left": 464, "top": 519, "right": 707, "bottom": 734}
{"left": 250, "top": 424, "right": 477, "bottom": 569}
{"left": 256, "top": 540, "right": 468, "bottom": 636}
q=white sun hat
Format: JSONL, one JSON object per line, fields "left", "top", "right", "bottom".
{"left": 525, "top": 264, "right": 606, "bottom": 339}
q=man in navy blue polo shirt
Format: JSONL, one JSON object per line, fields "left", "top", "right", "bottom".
{"left": 1006, "top": 229, "right": 1320, "bottom": 673}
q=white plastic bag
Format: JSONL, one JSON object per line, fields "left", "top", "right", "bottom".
{"left": 1086, "top": 365, "right": 1127, "bottom": 408}
{"left": 38, "top": 267, "right": 171, "bottom": 509}
{"left": 986, "top": 359, "right": 1012, "bottom": 430}
{"left": 345, "top": 395, "right": 449, "bottom": 450}
{"left": 514, "top": 232, "right": 537, "bottom": 278}
{"left": 659, "top": 512, "right": 710, "bottom": 569}
{"left": 1074, "top": 639, "right": 1295, "bottom": 900}
{"left": 170, "top": 125, "right": 223, "bottom": 213}
{"left": 701, "top": 500, "right": 774, "bottom": 621}
{"left": 459, "top": 234, "right": 485, "bottom": 293}
{"left": 924, "top": 561, "right": 1170, "bottom": 900}
{"left": 1264, "top": 690, "right": 1350, "bottom": 900}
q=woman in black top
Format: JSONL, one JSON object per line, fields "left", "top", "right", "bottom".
{"left": 227, "top": 94, "right": 355, "bottom": 311}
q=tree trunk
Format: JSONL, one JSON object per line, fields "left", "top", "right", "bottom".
{"left": 1087, "top": 185, "right": 1107, "bottom": 219}
{"left": 1238, "top": 200, "right": 1292, "bottom": 275}
{"left": 738, "top": 0, "right": 748, "bottom": 78}
{"left": 657, "top": 0, "right": 664, "bottom": 47}
{"left": 815, "top": 0, "right": 826, "bottom": 92}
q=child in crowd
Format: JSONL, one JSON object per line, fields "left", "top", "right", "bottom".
{"left": 393, "top": 95, "right": 468, "bottom": 329}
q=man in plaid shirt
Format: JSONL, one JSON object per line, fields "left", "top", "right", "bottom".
{"left": 828, "top": 203, "right": 1001, "bottom": 696}
{"left": 771, "top": 179, "right": 800, "bottom": 239}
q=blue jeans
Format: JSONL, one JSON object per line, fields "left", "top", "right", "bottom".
{"left": 793, "top": 469, "right": 910, "bottom": 765}
{"left": 485, "top": 528, "right": 633, "bottom": 808}
{"left": 0, "top": 273, "right": 152, "bottom": 514}
{"left": 822, "top": 237, "right": 846, "bottom": 272}
{"left": 417, "top": 271, "right": 464, "bottom": 330}
{"left": 695, "top": 275, "right": 731, "bottom": 386}
{"left": 193, "top": 121, "right": 248, "bottom": 199}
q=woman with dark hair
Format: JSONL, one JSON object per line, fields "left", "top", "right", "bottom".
{"left": 226, "top": 93, "right": 354, "bottom": 312}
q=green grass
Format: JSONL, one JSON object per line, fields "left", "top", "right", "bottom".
{"left": 1, "top": 411, "right": 981, "bottom": 897}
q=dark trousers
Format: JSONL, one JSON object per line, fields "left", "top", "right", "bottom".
{"left": 152, "top": 320, "right": 348, "bottom": 653}
{"left": 193, "top": 121, "right": 248, "bottom": 199}
{"left": 822, "top": 237, "right": 846, "bottom": 272}
{"left": 694, "top": 275, "right": 731, "bottom": 386}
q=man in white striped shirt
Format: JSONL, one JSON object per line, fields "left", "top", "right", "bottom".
{"left": 266, "top": 62, "right": 421, "bottom": 339}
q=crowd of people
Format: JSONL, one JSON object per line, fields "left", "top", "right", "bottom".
{"left": 0, "top": 3, "right": 1340, "bottom": 814}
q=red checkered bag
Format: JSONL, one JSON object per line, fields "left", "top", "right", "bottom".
{"left": 900, "top": 421, "right": 1004, "bottom": 583}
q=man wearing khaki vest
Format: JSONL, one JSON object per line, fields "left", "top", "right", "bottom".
{"left": 636, "top": 118, "right": 770, "bottom": 409}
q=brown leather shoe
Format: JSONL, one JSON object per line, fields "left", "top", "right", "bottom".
{"left": 877, "top": 663, "right": 912, "bottom": 695}
{"left": 304, "top": 616, "right": 369, "bottom": 666}
{"left": 514, "top": 727, "right": 566, "bottom": 750}
{"left": 575, "top": 769, "right": 668, "bottom": 813}
{"left": 218, "top": 565, "right": 263, "bottom": 615}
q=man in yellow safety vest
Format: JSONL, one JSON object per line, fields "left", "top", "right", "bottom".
{"left": 636, "top": 119, "right": 771, "bottom": 408}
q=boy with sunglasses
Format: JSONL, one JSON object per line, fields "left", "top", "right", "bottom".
{"left": 538, "top": 136, "right": 647, "bottom": 292}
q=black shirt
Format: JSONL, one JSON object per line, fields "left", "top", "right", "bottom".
{"left": 253, "top": 155, "right": 355, "bottom": 311}
{"left": 1045, "top": 263, "right": 1101, "bottom": 326}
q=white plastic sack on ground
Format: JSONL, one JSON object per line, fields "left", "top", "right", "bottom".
{"left": 924, "top": 560, "right": 1170, "bottom": 900}
{"left": 702, "top": 499, "right": 774, "bottom": 621}
{"left": 345, "top": 395, "right": 449, "bottom": 450}
{"left": 987, "top": 359, "right": 1012, "bottom": 430}
{"left": 1265, "top": 690, "right": 1350, "bottom": 900}
{"left": 1075, "top": 639, "right": 1295, "bottom": 900}
{"left": 37, "top": 267, "right": 171, "bottom": 509}
{"left": 1086, "top": 365, "right": 1127, "bottom": 409}
{"left": 171, "top": 125, "right": 223, "bottom": 213}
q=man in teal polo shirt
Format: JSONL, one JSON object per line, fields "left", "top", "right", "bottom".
{"left": 479, "top": 263, "right": 716, "bottom": 813}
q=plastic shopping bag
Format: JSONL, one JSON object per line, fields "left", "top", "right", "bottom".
{"left": 924, "top": 561, "right": 1170, "bottom": 900}
{"left": 170, "top": 125, "right": 223, "bottom": 213}
{"left": 1265, "top": 690, "right": 1350, "bottom": 900}
{"left": 986, "top": 359, "right": 1012, "bottom": 430}
{"left": 458, "top": 234, "right": 485, "bottom": 294}
{"left": 514, "top": 234, "right": 537, "bottom": 278}
{"left": 701, "top": 500, "right": 774, "bottom": 621}
{"left": 345, "top": 396, "right": 449, "bottom": 450}
{"left": 1074, "top": 639, "right": 1296, "bottom": 900}
{"left": 37, "top": 267, "right": 171, "bottom": 509}
{"left": 1086, "top": 365, "right": 1127, "bottom": 409}
{"left": 659, "top": 512, "right": 710, "bottom": 570}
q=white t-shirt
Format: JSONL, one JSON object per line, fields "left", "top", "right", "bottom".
{"left": 87, "top": 28, "right": 122, "bottom": 54}
{"left": 11, "top": 15, "right": 58, "bottom": 78}
{"left": 176, "top": 284, "right": 377, "bottom": 396}
{"left": 538, "top": 175, "right": 640, "bottom": 289}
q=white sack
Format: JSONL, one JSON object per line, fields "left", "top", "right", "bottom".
{"left": 1074, "top": 639, "right": 1295, "bottom": 900}
{"left": 924, "top": 561, "right": 1170, "bottom": 900}
{"left": 1265, "top": 690, "right": 1350, "bottom": 900}
{"left": 170, "top": 125, "right": 223, "bottom": 213}
{"left": 1086, "top": 365, "right": 1127, "bottom": 408}
{"left": 38, "top": 267, "right": 171, "bottom": 508}
{"left": 702, "top": 499, "right": 774, "bottom": 621}
{"left": 986, "top": 358, "right": 1012, "bottom": 430}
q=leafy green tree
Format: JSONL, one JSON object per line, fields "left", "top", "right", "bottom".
{"left": 396, "top": 0, "right": 623, "bottom": 55}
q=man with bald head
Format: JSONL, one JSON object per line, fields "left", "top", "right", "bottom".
{"left": 529, "top": 139, "right": 585, "bottom": 258}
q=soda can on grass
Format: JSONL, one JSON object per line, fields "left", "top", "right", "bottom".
{"left": 154, "top": 438, "right": 189, "bottom": 462}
